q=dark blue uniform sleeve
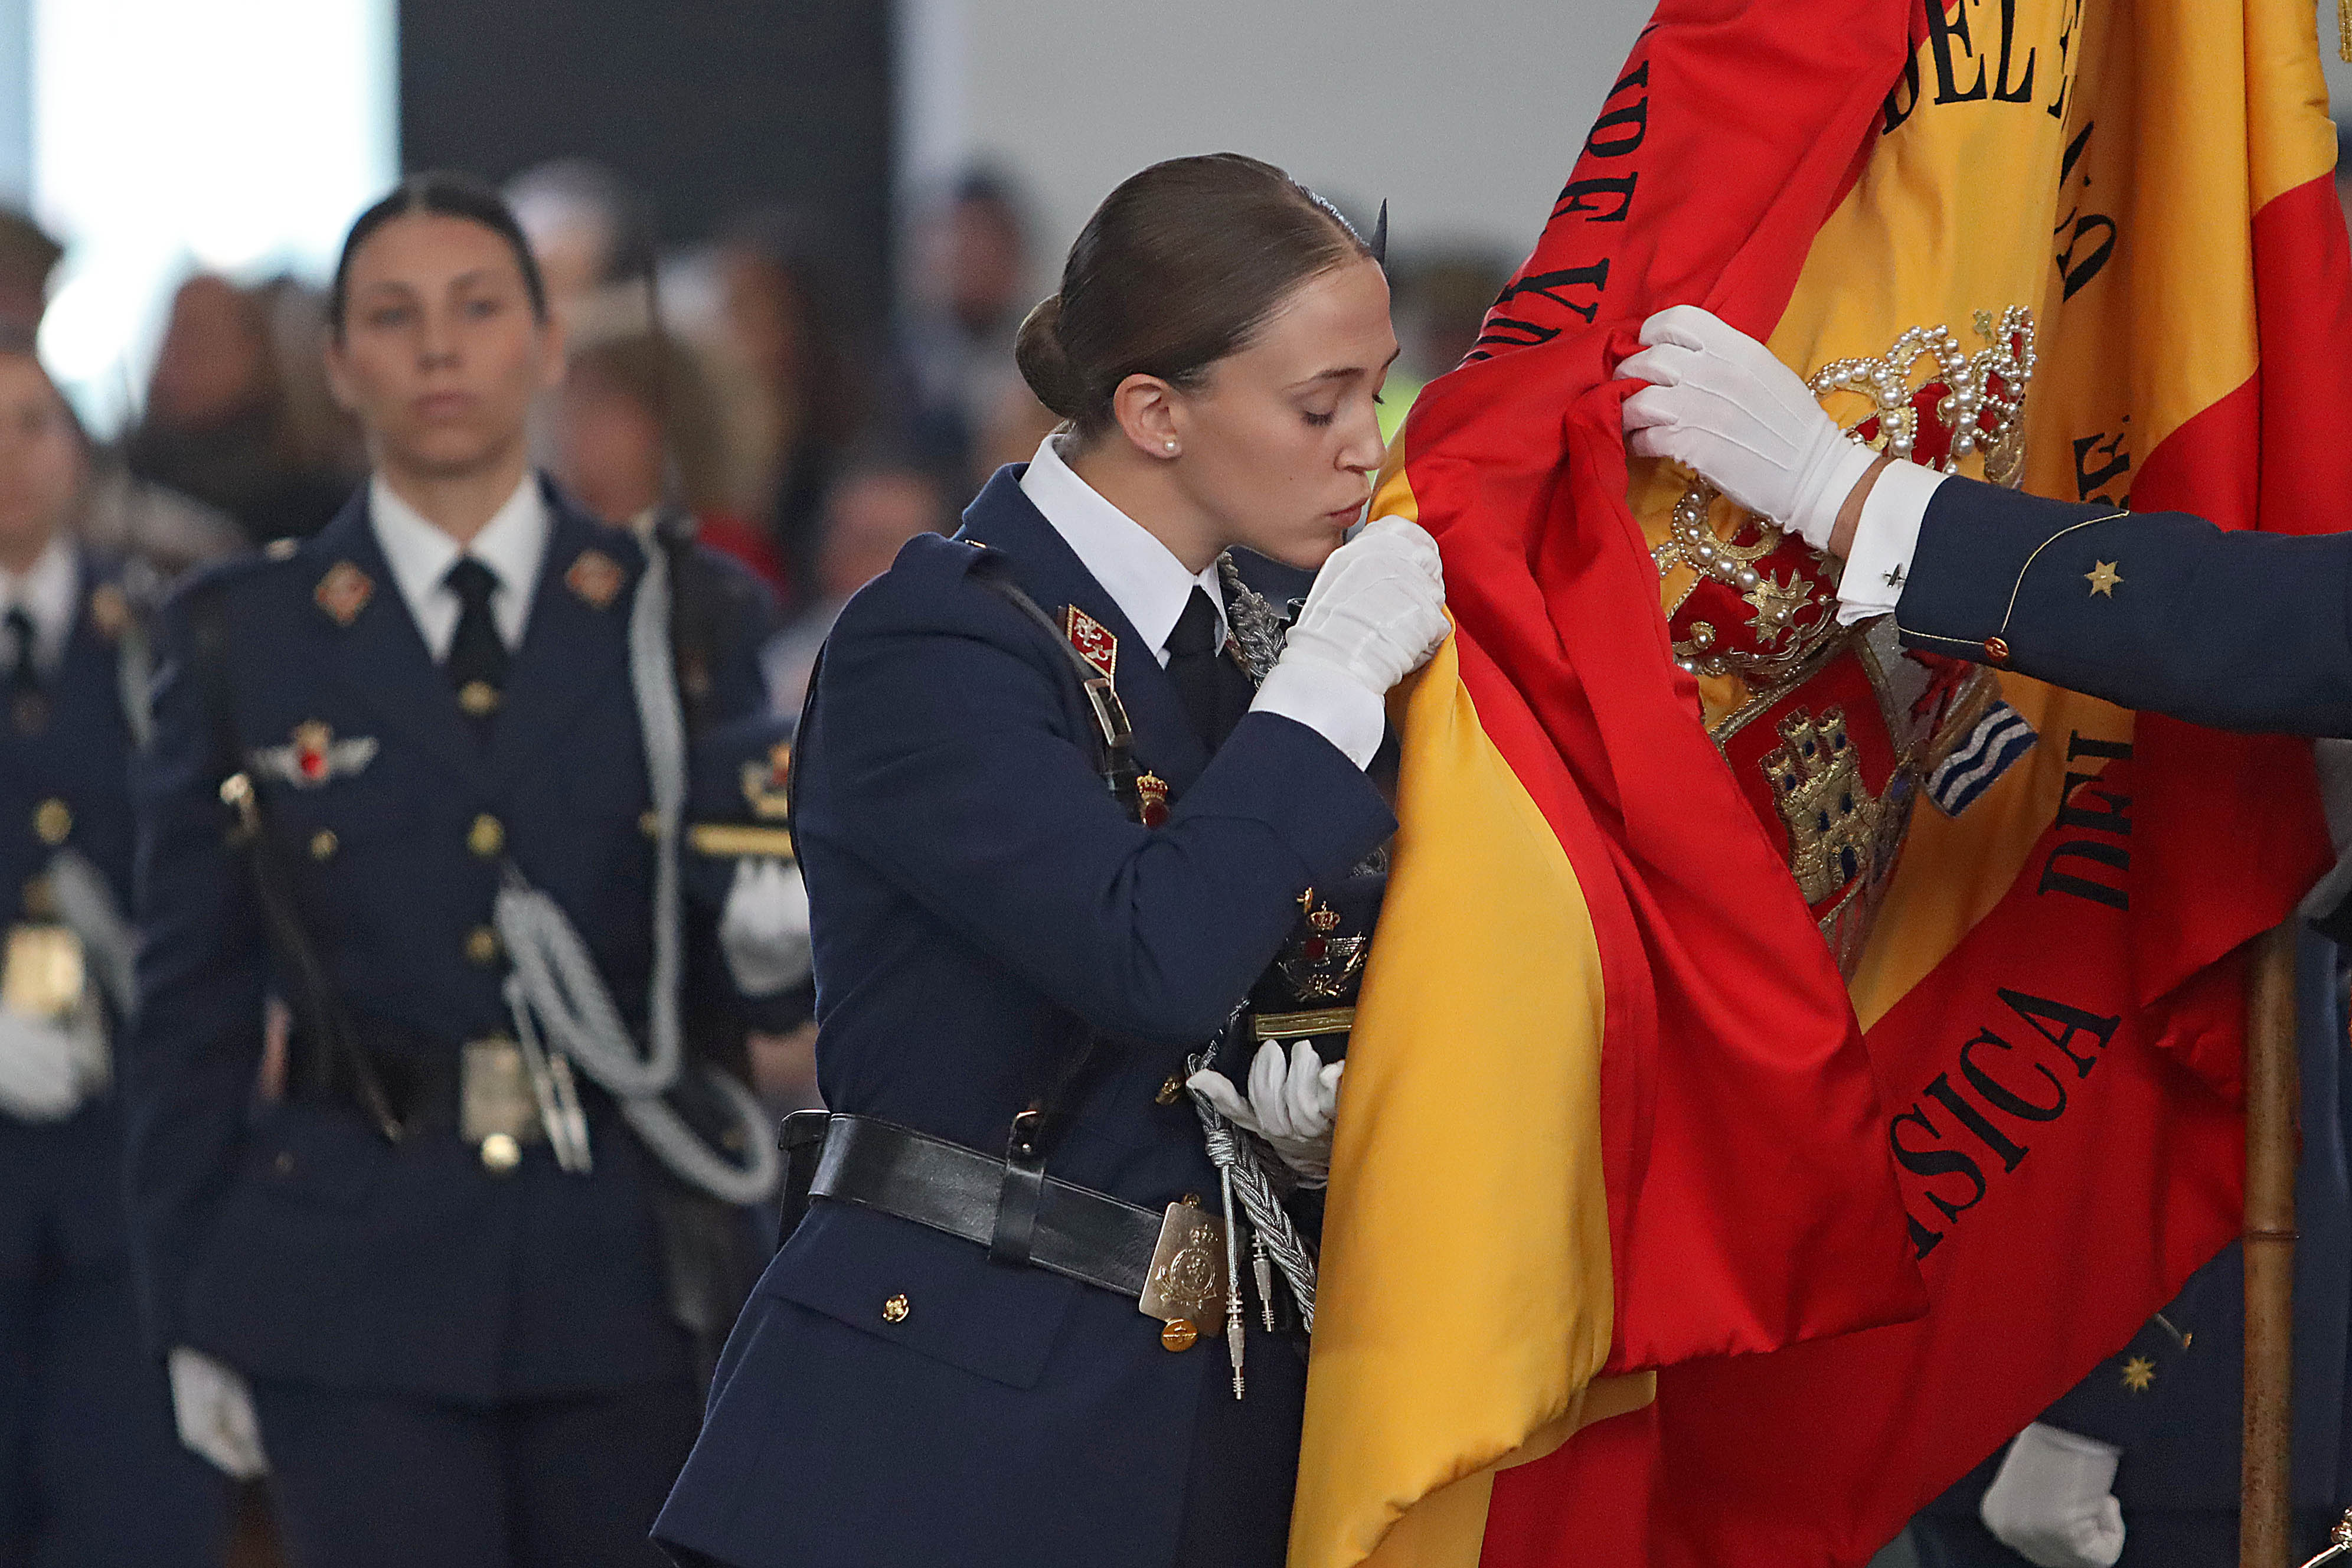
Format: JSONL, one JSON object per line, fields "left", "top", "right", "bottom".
{"left": 1894, "top": 475, "right": 2352, "bottom": 734}
{"left": 122, "top": 585, "right": 270, "bottom": 1352}
{"left": 810, "top": 564, "right": 1396, "bottom": 1047}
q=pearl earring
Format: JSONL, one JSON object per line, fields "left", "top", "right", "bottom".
{"left": 1164, "top": 440, "right": 1177, "bottom": 453}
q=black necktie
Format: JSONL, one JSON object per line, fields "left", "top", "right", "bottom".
{"left": 1164, "top": 586, "right": 1251, "bottom": 753}
{"left": 443, "top": 557, "right": 508, "bottom": 737}
{"left": 6, "top": 607, "right": 41, "bottom": 734}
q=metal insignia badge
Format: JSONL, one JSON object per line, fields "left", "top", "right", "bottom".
{"left": 566, "top": 549, "right": 625, "bottom": 610}
{"left": 1138, "top": 1200, "right": 1229, "bottom": 1337}
{"left": 741, "top": 741, "right": 792, "bottom": 821}
{"left": 1061, "top": 605, "right": 1117, "bottom": 680}
{"left": 249, "top": 720, "right": 379, "bottom": 789}
{"left": 313, "top": 561, "right": 374, "bottom": 626}
{"left": 1, "top": 923, "right": 84, "bottom": 1020}
{"left": 1135, "top": 772, "right": 1170, "bottom": 828}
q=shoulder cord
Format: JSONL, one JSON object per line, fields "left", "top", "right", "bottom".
{"left": 492, "top": 541, "right": 778, "bottom": 1206}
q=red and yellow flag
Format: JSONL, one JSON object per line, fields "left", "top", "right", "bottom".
{"left": 1298, "top": 0, "right": 2350, "bottom": 1564}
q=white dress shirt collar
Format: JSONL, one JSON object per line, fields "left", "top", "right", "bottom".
{"left": 1018, "top": 436, "right": 1224, "bottom": 668}
{"left": 370, "top": 472, "right": 551, "bottom": 661}
{"left": 0, "top": 534, "right": 79, "bottom": 673}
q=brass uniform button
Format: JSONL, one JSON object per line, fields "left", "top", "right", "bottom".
{"left": 639, "top": 809, "right": 660, "bottom": 838}
{"left": 31, "top": 798, "right": 69, "bottom": 846}
{"left": 465, "top": 925, "right": 502, "bottom": 966}
{"left": 1161, "top": 1319, "right": 1199, "bottom": 1353}
{"left": 458, "top": 680, "right": 501, "bottom": 718}
{"left": 881, "top": 1293, "right": 910, "bottom": 1324}
{"left": 467, "top": 814, "right": 505, "bottom": 858}
{"left": 1155, "top": 1075, "right": 1184, "bottom": 1106}
{"left": 273, "top": 1151, "right": 296, "bottom": 1177}
{"left": 309, "top": 829, "right": 339, "bottom": 861}
{"left": 1983, "top": 635, "right": 2011, "bottom": 664}
{"left": 479, "top": 1132, "right": 522, "bottom": 1174}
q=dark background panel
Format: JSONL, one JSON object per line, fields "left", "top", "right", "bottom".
{"left": 398, "top": 0, "right": 895, "bottom": 326}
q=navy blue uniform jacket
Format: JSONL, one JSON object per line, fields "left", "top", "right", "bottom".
{"left": 1895, "top": 474, "right": 2352, "bottom": 733}
{"left": 0, "top": 554, "right": 140, "bottom": 1275}
{"left": 123, "top": 483, "right": 776, "bottom": 1403}
{"left": 654, "top": 469, "right": 1396, "bottom": 1567}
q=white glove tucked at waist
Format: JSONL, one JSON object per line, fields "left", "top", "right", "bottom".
{"left": 169, "top": 1346, "right": 269, "bottom": 1479}
{"left": 1616, "top": 303, "right": 1878, "bottom": 550}
{"left": 1188, "top": 1041, "right": 1344, "bottom": 1186}
{"left": 1979, "top": 1422, "right": 2125, "bottom": 1568}
{"left": 720, "top": 858, "right": 814, "bottom": 999}
{"left": 1252, "top": 515, "right": 1448, "bottom": 767}
{"left": 0, "top": 1008, "right": 86, "bottom": 1122}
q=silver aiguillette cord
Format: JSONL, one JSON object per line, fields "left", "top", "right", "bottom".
{"left": 1221, "top": 1165, "right": 1245, "bottom": 1399}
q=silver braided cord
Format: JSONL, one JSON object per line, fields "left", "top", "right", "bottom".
{"left": 493, "top": 540, "right": 777, "bottom": 1204}
{"left": 1188, "top": 1051, "right": 1319, "bottom": 1334}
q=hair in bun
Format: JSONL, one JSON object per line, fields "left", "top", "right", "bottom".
{"left": 1027, "top": 153, "right": 1371, "bottom": 439}
{"left": 1014, "top": 294, "right": 1089, "bottom": 421}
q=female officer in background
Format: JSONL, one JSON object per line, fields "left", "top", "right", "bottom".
{"left": 654, "top": 153, "right": 1449, "bottom": 1568}
{"left": 0, "top": 343, "right": 228, "bottom": 1566}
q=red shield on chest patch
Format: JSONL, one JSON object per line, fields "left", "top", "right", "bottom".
{"left": 1061, "top": 605, "right": 1117, "bottom": 680}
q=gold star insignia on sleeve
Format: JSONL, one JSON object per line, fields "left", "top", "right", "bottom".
{"left": 2085, "top": 560, "right": 2123, "bottom": 597}
{"left": 2121, "top": 1354, "right": 2157, "bottom": 1392}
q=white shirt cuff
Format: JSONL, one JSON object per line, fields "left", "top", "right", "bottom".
{"left": 1835, "top": 460, "right": 1950, "bottom": 625}
{"left": 1250, "top": 656, "right": 1386, "bottom": 770}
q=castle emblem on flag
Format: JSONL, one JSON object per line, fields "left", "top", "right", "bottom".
{"left": 1061, "top": 605, "right": 1116, "bottom": 680}
{"left": 249, "top": 720, "right": 378, "bottom": 789}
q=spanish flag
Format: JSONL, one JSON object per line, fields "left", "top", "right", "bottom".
{"left": 1295, "top": 0, "right": 2349, "bottom": 1564}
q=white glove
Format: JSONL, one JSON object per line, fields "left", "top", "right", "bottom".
{"left": 0, "top": 1008, "right": 84, "bottom": 1122}
{"left": 1268, "top": 514, "right": 1448, "bottom": 700}
{"left": 168, "top": 1346, "right": 269, "bottom": 1479}
{"left": 719, "top": 858, "right": 814, "bottom": 998}
{"left": 1979, "top": 1422, "right": 2125, "bottom": 1568}
{"left": 1616, "top": 303, "right": 1880, "bottom": 551}
{"left": 1188, "top": 1041, "right": 1344, "bottom": 1186}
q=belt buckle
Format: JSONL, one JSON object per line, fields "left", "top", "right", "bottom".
{"left": 460, "top": 1037, "right": 546, "bottom": 1170}
{"left": 1136, "top": 1199, "right": 1227, "bottom": 1341}
{"left": 2, "top": 923, "right": 84, "bottom": 1021}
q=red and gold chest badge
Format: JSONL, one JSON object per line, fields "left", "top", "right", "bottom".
{"left": 566, "top": 549, "right": 625, "bottom": 610}
{"left": 249, "top": 720, "right": 379, "bottom": 788}
{"left": 1061, "top": 605, "right": 1117, "bottom": 680}
{"left": 313, "top": 562, "right": 374, "bottom": 627}
{"left": 1135, "top": 772, "right": 1170, "bottom": 828}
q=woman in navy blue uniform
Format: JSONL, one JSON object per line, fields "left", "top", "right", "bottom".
{"left": 654, "top": 154, "right": 1450, "bottom": 1568}
{"left": 123, "top": 177, "right": 806, "bottom": 1568}
{"left": 0, "top": 344, "right": 228, "bottom": 1566}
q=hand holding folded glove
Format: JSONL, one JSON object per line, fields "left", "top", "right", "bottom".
{"left": 0, "top": 1007, "right": 88, "bottom": 1122}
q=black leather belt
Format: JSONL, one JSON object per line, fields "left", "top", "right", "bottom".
{"left": 804, "top": 1112, "right": 1164, "bottom": 1298}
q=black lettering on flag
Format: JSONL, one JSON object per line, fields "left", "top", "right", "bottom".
{"left": 1960, "top": 1028, "right": 2069, "bottom": 1120}
{"left": 1473, "top": 317, "right": 1563, "bottom": 354}
{"left": 1892, "top": 1103, "right": 1990, "bottom": 1226}
{"left": 2047, "top": 0, "right": 2085, "bottom": 121}
{"left": 2057, "top": 775, "right": 2132, "bottom": 837}
{"left": 2038, "top": 839, "right": 2129, "bottom": 908}
{"left": 2064, "top": 732, "right": 2132, "bottom": 762}
{"left": 1990, "top": 0, "right": 2037, "bottom": 103}
{"left": 2053, "top": 122, "right": 2116, "bottom": 300}
{"left": 2039, "top": 732, "right": 2132, "bottom": 906}
{"left": 1926, "top": 0, "right": 1989, "bottom": 103}
{"left": 1554, "top": 174, "right": 1638, "bottom": 224}
{"left": 1925, "top": 1071, "right": 2031, "bottom": 1172}
{"left": 1997, "top": 986, "right": 2121, "bottom": 1078}
{"left": 1884, "top": 54, "right": 1924, "bottom": 134}
{"left": 2072, "top": 424, "right": 2131, "bottom": 504}
{"left": 1585, "top": 63, "right": 1650, "bottom": 158}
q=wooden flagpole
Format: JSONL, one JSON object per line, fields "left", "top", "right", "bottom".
{"left": 2243, "top": 920, "right": 2300, "bottom": 1567}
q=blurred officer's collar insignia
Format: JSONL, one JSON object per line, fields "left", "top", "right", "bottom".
{"left": 85, "top": 583, "right": 130, "bottom": 642}
{"left": 250, "top": 720, "right": 378, "bottom": 788}
{"left": 566, "top": 549, "right": 625, "bottom": 610}
{"left": 741, "top": 741, "right": 792, "bottom": 821}
{"left": 313, "top": 561, "right": 374, "bottom": 627}
{"left": 1062, "top": 605, "right": 1117, "bottom": 680}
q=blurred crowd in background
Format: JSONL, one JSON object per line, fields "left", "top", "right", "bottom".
{"left": 5, "top": 159, "right": 1511, "bottom": 721}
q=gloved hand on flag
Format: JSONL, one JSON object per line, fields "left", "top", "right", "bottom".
{"left": 1616, "top": 304, "right": 1881, "bottom": 552}
{"left": 1263, "top": 514, "right": 1448, "bottom": 699}
{"left": 1189, "top": 1041, "right": 1344, "bottom": 1186}
{"left": 1978, "top": 1422, "right": 2126, "bottom": 1568}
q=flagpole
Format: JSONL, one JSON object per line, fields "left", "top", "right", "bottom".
{"left": 2243, "top": 919, "right": 2299, "bottom": 1568}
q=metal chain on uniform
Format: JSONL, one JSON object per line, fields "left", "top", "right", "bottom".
{"left": 491, "top": 541, "right": 779, "bottom": 1206}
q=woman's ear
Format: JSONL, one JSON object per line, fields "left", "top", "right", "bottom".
{"left": 1109, "top": 373, "right": 1182, "bottom": 461}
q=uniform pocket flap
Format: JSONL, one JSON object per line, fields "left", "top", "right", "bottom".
{"left": 765, "top": 1200, "right": 1081, "bottom": 1390}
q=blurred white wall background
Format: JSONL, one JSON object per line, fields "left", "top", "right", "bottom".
{"left": 30, "top": 0, "right": 396, "bottom": 434}
{"left": 899, "top": 0, "right": 1654, "bottom": 287}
